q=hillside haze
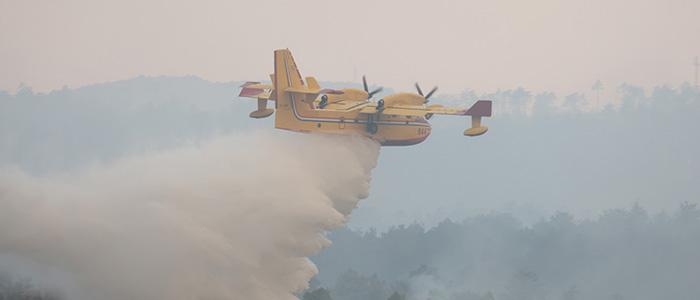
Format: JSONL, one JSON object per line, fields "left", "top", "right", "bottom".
{"left": 1, "top": 77, "right": 698, "bottom": 229}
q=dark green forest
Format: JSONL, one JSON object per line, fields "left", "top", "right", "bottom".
{"left": 309, "top": 203, "right": 700, "bottom": 300}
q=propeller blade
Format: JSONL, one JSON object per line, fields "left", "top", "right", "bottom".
{"left": 415, "top": 83, "right": 424, "bottom": 96}
{"left": 424, "top": 86, "right": 438, "bottom": 101}
{"left": 362, "top": 75, "right": 369, "bottom": 93}
{"left": 368, "top": 87, "right": 384, "bottom": 99}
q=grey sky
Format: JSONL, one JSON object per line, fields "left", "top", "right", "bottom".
{"left": 1, "top": 0, "right": 699, "bottom": 93}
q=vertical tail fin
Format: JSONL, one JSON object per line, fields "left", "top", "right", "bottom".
{"left": 274, "top": 49, "right": 304, "bottom": 93}
{"left": 273, "top": 49, "right": 306, "bottom": 129}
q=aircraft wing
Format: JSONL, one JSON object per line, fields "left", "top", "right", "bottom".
{"left": 367, "top": 101, "right": 491, "bottom": 117}
{"left": 359, "top": 104, "right": 467, "bottom": 117}
{"left": 360, "top": 100, "right": 493, "bottom": 136}
{"left": 386, "top": 104, "right": 468, "bottom": 116}
{"left": 367, "top": 106, "right": 426, "bottom": 116}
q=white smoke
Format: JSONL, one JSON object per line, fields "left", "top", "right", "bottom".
{"left": 0, "top": 132, "right": 379, "bottom": 300}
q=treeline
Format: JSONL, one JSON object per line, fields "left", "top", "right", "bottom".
{"left": 362, "top": 81, "right": 700, "bottom": 230}
{"left": 0, "top": 76, "right": 263, "bottom": 174}
{"left": 441, "top": 82, "right": 699, "bottom": 115}
{"left": 310, "top": 203, "right": 700, "bottom": 300}
{"left": 0, "top": 274, "right": 60, "bottom": 300}
{"left": 1, "top": 77, "right": 698, "bottom": 176}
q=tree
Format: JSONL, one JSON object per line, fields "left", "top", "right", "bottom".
{"left": 592, "top": 80, "right": 604, "bottom": 109}
{"left": 533, "top": 91, "right": 556, "bottom": 116}
{"left": 303, "top": 288, "right": 334, "bottom": 300}
{"left": 561, "top": 285, "right": 578, "bottom": 300}
{"left": 0, "top": 274, "right": 61, "bottom": 300}
{"left": 509, "top": 87, "right": 532, "bottom": 115}
{"left": 564, "top": 93, "right": 585, "bottom": 113}
{"left": 387, "top": 291, "right": 405, "bottom": 300}
{"left": 676, "top": 201, "right": 700, "bottom": 225}
{"left": 332, "top": 269, "right": 390, "bottom": 300}
{"left": 618, "top": 83, "right": 645, "bottom": 111}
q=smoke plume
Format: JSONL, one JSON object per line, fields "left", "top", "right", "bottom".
{"left": 0, "top": 133, "right": 379, "bottom": 300}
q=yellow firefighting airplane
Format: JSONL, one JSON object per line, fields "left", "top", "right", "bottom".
{"left": 238, "top": 49, "right": 492, "bottom": 146}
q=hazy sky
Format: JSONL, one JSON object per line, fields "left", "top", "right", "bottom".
{"left": 1, "top": 0, "right": 699, "bottom": 93}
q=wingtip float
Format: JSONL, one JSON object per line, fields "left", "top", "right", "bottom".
{"left": 238, "top": 49, "right": 492, "bottom": 146}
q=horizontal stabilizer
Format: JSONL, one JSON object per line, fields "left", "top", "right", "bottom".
{"left": 239, "top": 82, "right": 273, "bottom": 99}
{"left": 285, "top": 87, "right": 344, "bottom": 95}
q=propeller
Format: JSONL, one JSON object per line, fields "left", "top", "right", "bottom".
{"left": 362, "top": 75, "right": 383, "bottom": 99}
{"left": 415, "top": 83, "right": 438, "bottom": 103}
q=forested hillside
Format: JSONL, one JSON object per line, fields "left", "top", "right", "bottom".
{"left": 311, "top": 203, "right": 700, "bottom": 300}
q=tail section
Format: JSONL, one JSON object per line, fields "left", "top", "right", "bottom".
{"left": 273, "top": 49, "right": 309, "bottom": 129}
{"left": 274, "top": 49, "right": 305, "bottom": 93}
